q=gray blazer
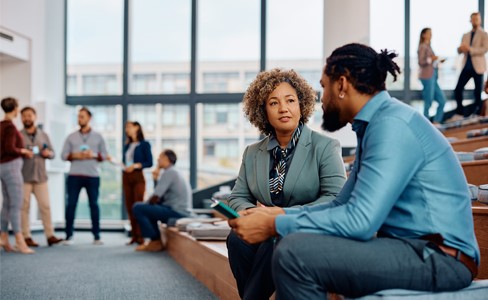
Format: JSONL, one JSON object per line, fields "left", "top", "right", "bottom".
{"left": 459, "top": 27, "right": 488, "bottom": 74}
{"left": 228, "top": 125, "right": 346, "bottom": 211}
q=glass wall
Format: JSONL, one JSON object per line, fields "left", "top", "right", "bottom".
{"left": 370, "top": 0, "right": 405, "bottom": 91}
{"left": 66, "top": 0, "right": 124, "bottom": 96}
{"left": 197, "top": 103, "right": 260, "bottom": 187}
{"left": 409, "top": 0, "right": 478, "bottom": 90}
{"left": 65, "top": 0, "right": 485, "bottom": 220}
{"left": 129, "top": 0, "right": 191, "bottom": 94}
{"left": 128, "top": 104, "right": 191, "bottom": 194}
{"left": 267, "top": 0, "right": 324, "bottom": 90}
{"left": 197, "top": 0, "right": 260, "bottom": 93}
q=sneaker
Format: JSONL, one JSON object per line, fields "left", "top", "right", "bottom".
{"left": 62, "top": 238, "right": 74, "bottom": 246}
{"left": 93, "top": 239, "right": 104, "bottom": 246}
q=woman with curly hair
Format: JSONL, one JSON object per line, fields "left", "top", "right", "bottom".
{"left": 226, "top": 68, "right": 346, "bottom": 299}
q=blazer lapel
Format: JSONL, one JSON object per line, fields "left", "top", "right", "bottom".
{"left": 256, "top": 140, "right": 272, "bottom": 204}
{"left": 282, "top": 125, "right": 312, "bottom": 206}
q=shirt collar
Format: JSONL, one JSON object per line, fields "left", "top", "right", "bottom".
{"left": 266, "top": 125, "right": 301, "bottom": 151}
{"left": 352, "top": 90, "right": 390, "bottom": 133}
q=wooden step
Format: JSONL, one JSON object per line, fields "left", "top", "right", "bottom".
{"left": 462, "top": 159, "right": 488, "bottom": 185}
{"left": 473, "top": 203, "right": 488, "bottom": 279}
{"left": 165, "top": 227, "right": 239, "bottom": 300}
{"left": 443, "top": 123, "right": 488, "bottom": 140}
{"left": 451, "top": 136, "right": 488, "bottom": 152}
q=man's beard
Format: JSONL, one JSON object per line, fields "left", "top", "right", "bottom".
{"left": 23, "top": 121, "right": 34, "bottom": 129}
{"left": 321, "top": 102, "right": 346, "bottom": 132}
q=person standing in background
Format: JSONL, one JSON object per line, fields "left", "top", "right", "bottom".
{"left": 418, "top": 28, "right": 446, "bottom": 125}
{"left": 20, "top": 106, "right": 63, "bottom": 247}
{"left": 453, "top": 12, "right": 488, "bottom": 119}
{"left": 61, "top": 107, "right": 108, "bottom": 245}
{"left": 0, "top": 97, "right": 35, "bottom": 254}
{"left": 122, "top": 121, "right": 152, "bottom": 245}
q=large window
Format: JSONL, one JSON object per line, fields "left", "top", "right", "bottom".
{"left": 129, "top": 0, "right": 191, "bottom": 94}
{"left": 197, "top": 0, "right": 260, "bottom": 93}
{"left": 66, "top": 0, "right": 124, "bottom": 96}
{"left": 409, "top": 0, "right": 478, "bottom": 90}
{"left": 66, "top": 0, "right": 487, "bottom": 218}
{"left": 267, "top": 0, "right": 324, "bottom": 90}
{"left": 128, "top": 104, "right": 190, "bottom": 192}
{"left": 197, "top": 103, "right": 259, "bottom": 187}
{"left": 370, "top": 0, "right": 405, "bottom": 91}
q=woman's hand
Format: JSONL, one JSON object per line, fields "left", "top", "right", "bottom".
{"left": 228, "top": 210, "right": 278, "bottom": 244}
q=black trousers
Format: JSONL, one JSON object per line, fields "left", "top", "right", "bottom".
{"left": 226, "top": 231, "right": 275, "bottom": 300}
{"left": 454, "top": 66, "right": 484, "bottom": 116}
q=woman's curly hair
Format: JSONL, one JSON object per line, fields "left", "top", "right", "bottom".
{"left": 243, "top": 68, "right": 317, "bottom": 136}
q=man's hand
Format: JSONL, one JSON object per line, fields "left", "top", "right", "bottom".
{"left": 228, "top": 209, "right": 283, "bottom": 244}
{"left": 21, "top": 148, "right": 34, "bottom": 159}
{"left": 40, "top": 149, "right": 52, "bottom": 158}
{"left": 148, "top": 195, "right": 160, "bottom": 205}
{"left": 240, "top": 206, "right": 285, "bottom": 217}
{"left": 458, "top": 44, "right": 470, "bottom": 53}
{"left": 152, "top": 167, "right": 161, "bottom": 181}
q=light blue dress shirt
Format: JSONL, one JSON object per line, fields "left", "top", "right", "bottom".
{"left": 275, "top": 91, "right": 480, "bottom": 264}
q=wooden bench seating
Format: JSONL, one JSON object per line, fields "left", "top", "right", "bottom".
{"left": 165, "top": 203, "right": 488, "bottom": 299}
{"left": 451, "top": 136, "right": 488, "bottom": 152}
{"left": 165, "top": 227, "right": 239, "bottom": 300}
{"left": 472, "top": 203, "right": 488, "bottom": 279}
{"left": 462, "top": 159, "right": 488, "bottom": 186}
{"left": 442, "top": 123, "right": 488, "bottom": 140}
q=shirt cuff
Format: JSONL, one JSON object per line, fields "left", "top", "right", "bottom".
{"left": 283, "top": 207, "right": 302, "bottom": 215}
{"left": 275, "top": 214, "right": 297, "bottom": 237}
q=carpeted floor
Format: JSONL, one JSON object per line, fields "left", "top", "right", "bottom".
{"left": 0, "top": 231, "right": 217, "bottom": 300}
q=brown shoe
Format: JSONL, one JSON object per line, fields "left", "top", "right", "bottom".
{"left": 47, "top": 236, "right": 63, "bottom": 246}
{"left": 126, "top": 238, "right": 137, "bottom": 245}
{"left": 136, "top": 240, "right": 163, "bottom": 252}
{"left": 25, "top": 237, "right": 39, "bottom": 247}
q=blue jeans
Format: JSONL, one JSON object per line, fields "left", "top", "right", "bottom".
{"left": 272, "top": 234, "right": 472, "bottom": 299}
{"left": 420, "top": 69, "right": 446, "bottom": 123}
{"left": 65, "top": 175, "right": 100, "bottom": 240}
{"left": 132, "top": 202, "right": 185, "bottom": 240}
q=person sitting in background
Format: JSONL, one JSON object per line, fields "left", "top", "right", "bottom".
{"left": 133, "top": 149, "right": 192, "bottom": 252}
{"left": 122, "top": 121, "right": 152, "bottom": 246}
{"left": 0, "top": 97, "right": 35, "bottom": 254}
{"left": 229, "top": 43, "right": 478, "bottom": 299}
{"left": 227, "top": 68, "right": 346, "bottom": 300}
{"left": 417, "top": 27, "right": 446, "bottom": 125}
{"left": 20, "top": 106, "right": 62, "bottom": 247}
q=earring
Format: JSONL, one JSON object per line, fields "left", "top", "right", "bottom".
{"left": 339, "top": 93, "right": 345, "bottom": 99}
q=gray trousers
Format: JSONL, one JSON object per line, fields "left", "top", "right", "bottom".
{"left": 1, "top": 158, "right": 24, "bottom": 233}
{"left": 272, "top": 233, "right": 472, "bottom": 299}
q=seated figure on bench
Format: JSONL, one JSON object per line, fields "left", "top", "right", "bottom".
{"left": 133, "top": 149, "right": 192, "bottom": 252}
{"left": 229, "top": 43, "right": 480, "bottom": 299}
{"left": 227, "top": 68, "right": 347, "bottom": 299}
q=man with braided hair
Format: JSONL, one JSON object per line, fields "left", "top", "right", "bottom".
{"left": 228, "top": 43, "right": 479, "bottom": 299}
